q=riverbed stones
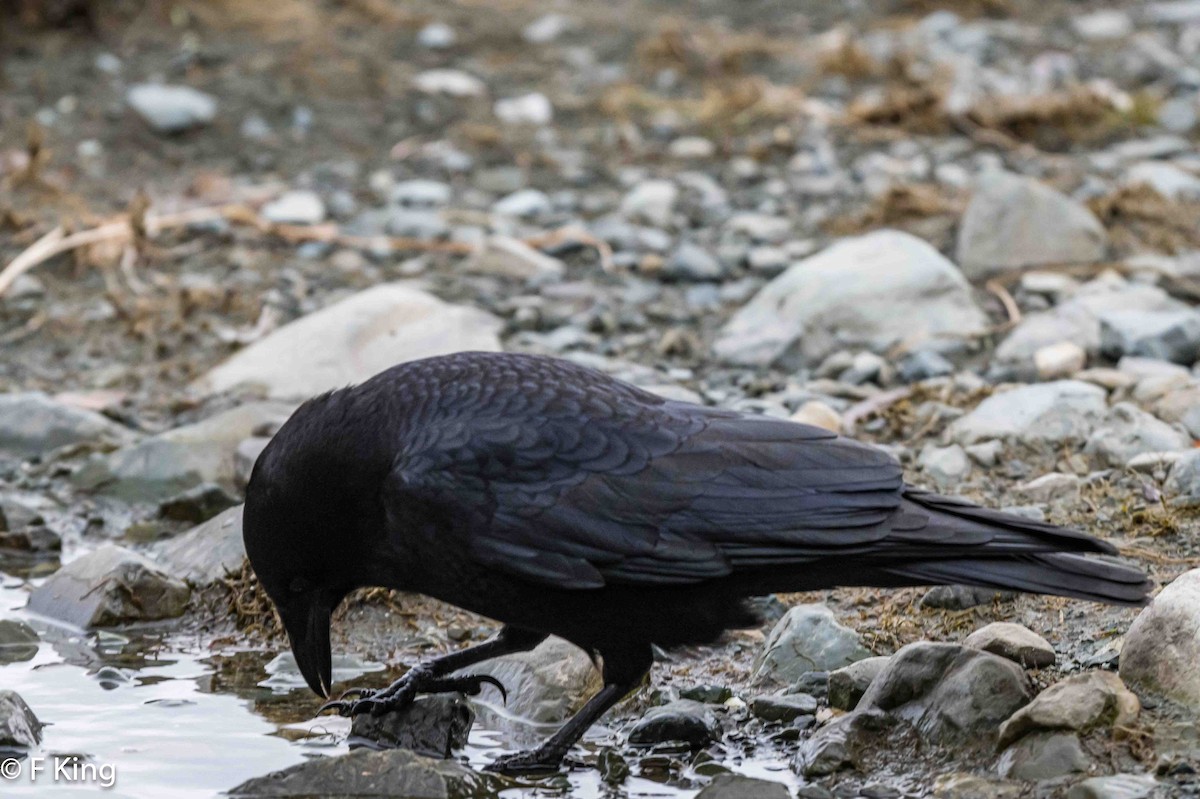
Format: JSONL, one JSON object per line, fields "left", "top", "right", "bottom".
{"left": 154, "top": 504, "right": 246, "bottom": 585}
{"left": 126, "top": 83, "right": 217, "bottom": 133}
{"left": 228, "top": 747, "right": 496, "bottom": 798}
{"left": 464, "top": 636, "right": 601, "bottom": 724}
{"left": 0, "top": 690, "right": 42, "bottom": 748}
{"left": 918, "top": 444, "right": 971, "bottom": 488}
{"left": 696, "top": 774, "right": 790, "bottom": 799}
{"left": 793, "top": 707, "right": 895, "bottom": 776}
{"left": 716, "top": 230, "right": 986, "bottom": 368}
{"left": 921, "top": 585, "right": 1016, "bottom": 610}
{"left": 1084, "top": 402, "right": 1192, "bottom": 467}
{"left": 963, "top": 623, "right": 1056, "bottom": 669}
{"left": 995, "top": 731, "right": 1090, "bottom": 780}
{"left": 998, "top": 671, "right": 1139, "bottom": 747}
{"left": 0, "top": 392, "right": 135, "bottom": 458}
{"left": 750, "top": 692, "right": 818, "bottom": 723}
{"left": 1067, "top": 774, "right": 1159, "bottom": 799}
{"left": 627, "top": 699, "right": 721, "bottom": 746}
{"left": 1120, "top": 568, "right": 1200, "bottom": 709}
{"left": 828, "top": 656, "right": 891, "bottom": 711}
{"left": 1166, "top": 450, "right": 1200, "bottom": 500}
{"left": 194, "top": 284, "right": 502, "bottom": 399}
{"left": 947, "top": 381, "right": 1108, "bottom": 446}
{"left": 350, "top": 695, "right": 474, "bottom": 759}
{"left": 1099, "top": 309, "right": 1200, "bottom": 364}
{"left": 466, "top": 236, "right": 564, "bottom": 281}
{"left": 27, "top": 544, "right": 190, "bottom": 628}
{"left": 0, "top": 620, "right": 39, "bottom": 664}
{"left": 956, "top": 171, "right": 1107, "bottom": 281}
{"left": 753, "top": 604, "right": 872, "bottom": 684}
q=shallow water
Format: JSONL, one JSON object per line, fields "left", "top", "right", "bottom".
{"left": 0, "top": 578, "right": 797, "bottom": 799}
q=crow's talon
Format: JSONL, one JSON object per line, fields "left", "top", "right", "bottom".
{"left": 424, "top": 674, "right": 508, "bottom": 704}
{"left": 316, "top": 670, "right": 505, "bottom": 719}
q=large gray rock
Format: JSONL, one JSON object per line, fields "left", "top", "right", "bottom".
{"left": 715, "top": 230, "right": 987, "bottom": 368}
{"left": 73, "top": 403, "right": 293, "bottom": 502}
{"left": 154, "top": 505, "right": 246, "bottom": 585}
{"left": 998, "top": 671, "right": 1139, "bottom": 747}
{"left": 1068, "top": 774, "right": 1159, "bottom": 799}
{"left": 228, "top": 747, "right": 497, "bottom": 798}
{"left": 995, "top": 731, "right": 1089, "bottom": 780}
{"left": 857, "top": 642, "right": 1033, "bottom": 747}
{"left": 793, "top": 707, "right": 895, "bottom": 776}
{"left": 1084, "top": 403, "right": 1192, "bottom": 467}
{"left": 0, "top": 690, "right": 42, "bottom": 748}
{"left": 194, "top": 284, "right": 502, "bottom": 400}
{"left": 828, "top": 656, "right": 891, "bottom": 711}
{"left": 626, "top": 699, "right": 721, "bottom": 746}
{"left": 27, "top": 544, "right": 190, "bottom": 628}
{"left": 351, "top": 695, "right": 474, "bottom": 759}
{"left": 947, "top": 381, "right": 1108, "bottom": 446}
{"left": 1153, "top": 384, "right": 1200, "bottom": 438}
{"left": 963, "top": 622, "right": 1056, "bottom": 669}
{"left": 753, "top": 604, "right": 872, "bottom": 684}
{"left": 464, "top": 636, "right": 601, "bottom": 724}
{"left": 1120, "top": 568, "right": 1200, "bottom": 709}
{"left": 956, "top": 171, "right": 1107, "bottom": 281}
{"left": 0, "top": 392, "right": 134, "bottom": 458}
{"left": 1099, "top": 309, "right": 1200, "bottom": 364}
{"left": 126, "top": 83, "right": 217, "bottom": 133}
{"left": 696, "top": 774, "right": 790, "bottom": 799}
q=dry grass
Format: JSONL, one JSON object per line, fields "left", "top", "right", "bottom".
{"left": 1089, "top": 185, "right": 1200, "bottom": 255}
{"left": 636, "top": 20, "right": 788, "bottom": 77}
{"left": 825, "top": 183, "right": 965, "bottom": 237}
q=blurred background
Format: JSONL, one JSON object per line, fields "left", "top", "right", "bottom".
{"left": 2, "top": 1, "right": 1200, "bottom": 797}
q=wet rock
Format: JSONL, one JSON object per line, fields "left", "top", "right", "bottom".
{"left": 794, "top": 707, "right": 894, "bottom": 776}
{"left": 412, "top": 69, "right": 486, "bottom": 97}
{"left": 158, "top": 482, "right": 240, "bottom": 523}
{"left": 750, "top": 692, "right": 818, "bottom": 723}
{"left": 194, "top": 284, "right": 502, "bottom": 400}
{"left": 0, "top": 690, "right": 42, "bottom": 748}
{"left": 998, "top": 671, "right": 1139, "bottom": 747}
{"left": 260, "top": 652, "right": 384, "bottom": 692}
{"left": 465, "top": 636, "right": 601, "bottom": 724}
{"left": 351, "top": 695, "right": 474, "bottom": 759}
{"left": 126, "top": 83, "right": 217, "bottom": 133}
{"left": 627, "top": 699, "right": 720, "bottom": 746}
{"left": 27, "top": 544, "right": 189, "bottom": 628}
{"left": 716, "top": 230, "right": 986, "bottom": 368}
{"left": 921, "top": 585, "right": 1016, "bottom": 610}
{"left": 0, "top": 620, "right": 38, "bottom": 664}
{"left": 996, "top": 731, "right": 1089, "bottom": 780}
{"left": 621, "top": 180, "right": 678, "bottom": 227}
{"left": 1120, "top": 567, "right": 1200, "bottom": 709}
{"left": 1084, "top": 403, "right": 1192, "bottom": 468}
{"left": 696, "top": 774, "right": 790, "bottom": 799}
{"left": 74, "top": 402, "right": 293, "bottom": 502}
{"left": 964, "top": 622, "right": 1056, "bottom": 669}
{"left": 228, "top": 747, "right": 496, "bottom": 798}
{"left": 828, "top": 656, "right": 890, "bottom": 711}
{"left": 1099, "top": 309, "right": 1200, "bottom": 364}
{"left": 0, "top": 392, "right": 135, "bottom": 458}
{"left": 680, "top": 684, "right": 732, "bottom": 704}
{"left": 948, "top": 381, "right": 1108, "bottom": 447}
{"left": 262, "top": 191, "right": 326, "bottom": 225}
{"left": 957, "top": 171, "right": 1107, "bottom": 281}
{"left": 858, "top": 642, "right": 1032, "bottom": 747}
{"left": 753, "top": 604, "right": 872, "bottom": 684}
{"left": 154, "top": 505, "right": 246, "bottom": 585}
{"left": 919, "top": 444, "right": 971, "bottom": 488}
{"left": 466, "top": 236, "right": 563, "bottom": 281}
{"left": 1068, "top": 774, "right": 1159, "bottom": 799}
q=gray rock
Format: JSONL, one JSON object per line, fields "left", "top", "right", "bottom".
{"left": 750, "top": 692, "right": 818, "bottom": 722}
{"left": 998, "top": 671, "right": 1139, "bottom": 747}
{"left": 621, "top": 180, "right": 678, "bottom": 228}
{"left": 1014, "top": 473, "right": 1082, "bottom": 504}
{"left": 1084, "top": 403, "right": 1192, "bottom": 467}
{"left": 899, "top": 349, "right": 956, "bottom": 382}
{"left": 126, "top": 84, "right": 217, "bottom": 133}
{"left": 523, "top": 13, "right": 572, "bottom": 44}
{"left": 74, "top": 402, "right": 293, "bottom": 502}
{"left": 921, "top": 585, "right": 1016, "bottom": 610}
{"left": 491, "top": 189, "right": 551, "bottom": 218}
{"left": 262, "top": 191, "right": 325, "bottom": 225}
{"left": 416, "top": 22, "right": 456, "bottom": 49}
{"left": 1068, "top": 774, "right": 1159, "bottom": 799}
{"left": 828, "top": 656, "right": 891, "bottom": 711}
{"left": 1099, "top": 309, "right": 1200, "bottom": 364}
{"left": 996, "top": 731, "right": 1089, "bottom": 780}
{"left": 154, "top": 505, "right": 246, "bottom": 585}
{"left": 964, "top": 622, "right": 1055, "bottom": 669}
{"left": 1120, "top": 567, "right": 1200, "bottom": 709}
{"left": 0, "top": 690, "right": 42, "bottom": 748}
{"left": 494, "top": 93, "right": 552, "bottom": 126}
{"left": 753, "top": 604, "right": 872, "bottom": 684}
{"left": 194, "top": 284, "right": 502, "bottom": 400}
{"left": 794, "top": 707, "right": 894, "bottom": 776}
{"left": 385, "top": 209, "right": 447, "bottom": 240}
{"left": 27, "top": 544, "right": 190, "bottom": 628}
{"left": 1153, "top": 383, "right": 1200, "bottom": 438}
{"left": 392, "top": 180, "right": 452, "bottom": 208}
{"left": 716, "top": 230, "right": 987, "bottom": 368}
{"left": 627, "top": 699, "right": 720, "bottom": 746}
{"left": 956, "top": 171, "right": 1107, "bottom": 281}
{"left": 228, "top": 747, "right": 496, "bottom": 797}
{"left": 932, "top": 773, "right": 1024, "bottom": 799}
{"left": 1123, "top": 162, "right": 1200, "bottom": 201}
{"left": 1166, "top": 450, "right": 1200, "bottom": 500}
{"left": 663, "top": 242, "right": 724, "bottom": 282}
{"left": 412, "top": 69, "right": 486, "bottom": 97}
{"left": 158, "top": 482, "right": 240, "bottom": 523}
{"left": 0, "top": 620, "right": 39, "bottom": 664}
{"left": 696, "top": 774, "right": 790, "bottom": 799}
{"left": 857, "top": 642, "right": 1032, "bottom": 747}
{"left": 948, "top": 381, "right": 1108, "bottom": 446}
{"left": 0, "top": 392, "right": 134, "bottom": 458}
{"left": 919, "top": 444, "right": 971, "bottom": 488}
{"left": 465, "top": 236, "right": 563, "bottom": 281}
{"left": 464, "top": 636, "right": 601, "bottom": 724}
{"left": 351, "top": 695, "right": 474, "bottom": 759}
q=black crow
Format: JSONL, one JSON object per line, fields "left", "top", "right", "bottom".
{"left": 243, "top": 351, "right": 1151, "bottom": 774}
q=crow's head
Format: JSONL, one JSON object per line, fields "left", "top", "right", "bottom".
{"left": 242, "top": 391, "right": 390, "bottom": 698}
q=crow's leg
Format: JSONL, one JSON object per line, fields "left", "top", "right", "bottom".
{"left": 484, "top": 643, "right": 653, "bottom": 775}
{"left": 319, "top": 625, "right": 547, "bottom": 718}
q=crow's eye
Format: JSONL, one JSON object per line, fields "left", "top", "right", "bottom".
{"left": 289, "top": 576, "right": 313, "bottom": 593}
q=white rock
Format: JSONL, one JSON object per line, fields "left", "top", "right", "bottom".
{"left": 790, "top": 401, "right": 842, "bottom": 433}
{"left": 413, "top": 69, "right": 486, "bottom": 97}
{"left": 621, "top": 180, "right": 678, "bottom": 228}
{"left": 668, "top": 136, "right": 716, "bottom": 159}
{"left": 523, "top": 14, "right": 572, "bottom": 43}
{"left": 1068, "top": 774, "right": 1158, "bottom": 799}
{"left": 1084, "top": 402, "right": 1192, "bottom": 467}
{"left": 1034, "top": 341, "right": 1086, "bottom": 380}
{"left": 1122, "top": 161, "right": 1200, "bottom": 201}
{"left": 715, "top": 230, "right": 987, "bottom": 368}
{"left": 919, "top": 444, "right": 972, "bottom": 488}
{"left": 956, "top": 171, "right": 1107, "bottom": 281}
{"left": 1014, "top": 473, "right": 1082, "bottom": 504}
{"left": 948, "top": 381, "right": 1108, "bottom": 446}
{"left": 491, "top": 189, "right": 551, "bottom": 218}
{"left": 126, "top": 84, "right": 217, "bottom": 133}
{"left": 262, "top": 190, "right": 326, "bottom": 225}
{"left": 466, "top": 236, "right": 564, "bottom": 281}
{"left": 194, "top": 284, "right": 502, "bottom": 399}
{"left": 1072, "top": 10, "right": 1133, "bottom": 40}
{"left": 964, "top": 622, "right": 1056, "bottom": 668}
{"left": 417, "top": 22, "right": 456, "bottom": 49}
{"left": 494, "top": 93, "right": 553, "bottom": 126}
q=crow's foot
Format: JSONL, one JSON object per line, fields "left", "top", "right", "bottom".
{"left": 317, "top": 668, "right": 506, "bottom": 718}
{"left": 484, "top": 748, "right": 568, "bottom": 775}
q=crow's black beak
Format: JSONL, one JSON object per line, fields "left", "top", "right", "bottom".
{"left": 280, "top": 598, "right": 333, "bottom": 699}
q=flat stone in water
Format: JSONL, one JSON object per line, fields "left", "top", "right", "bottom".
{"left": 154, "top": 504, "right": 246, "bottom": 586}
{"left": 351, "top": 695, "right": 474, "bottom": 759}
{"left": 695, "top": 774, "right": 789, "bottom": 799}
{"left": 750, "top": 692, "right": 818, "bottom": 723}
{"left": 626, "top": 699, "right": 721, "bottom": 747}
{"left": 0, "top": 392, "right": 135, "bottom": 458}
